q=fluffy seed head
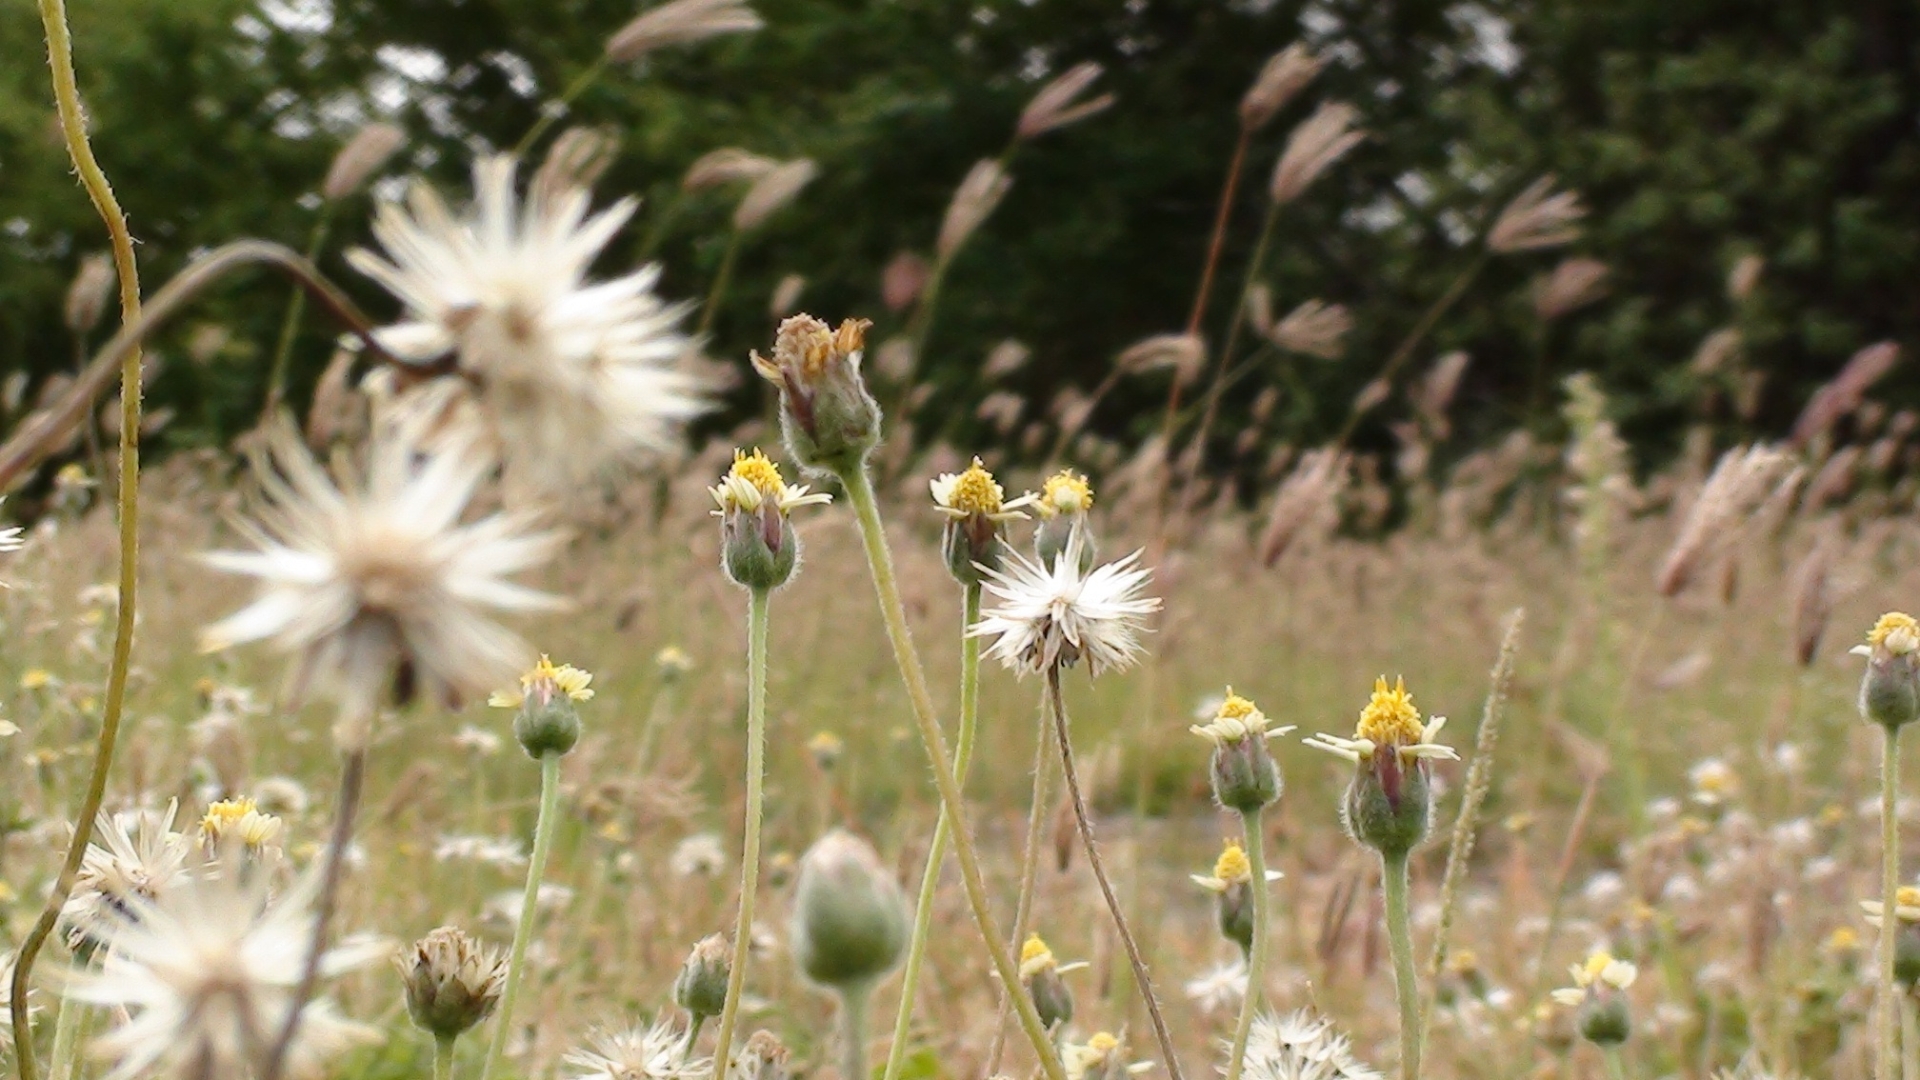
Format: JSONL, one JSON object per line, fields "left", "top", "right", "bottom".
{"left": 970, "top": 529, "right": 1160, "bottom": 677}
{"left": 734, "top": 159, "right": 818, "bottom": 231}
{"left": 1269, "top": 103, "right": 1364, "bottom": 205}
{"left": 605, "top": 0, "right": 763, "bottom": 62}
{"left": 1488, "top": 176, "right": 1585, "bottom": 253}
{"left": 1239, "top": 45, "right": 1323, "bottom": 131}
{"left": 1016, "top": 62, "right": 1115, "bottom": 140}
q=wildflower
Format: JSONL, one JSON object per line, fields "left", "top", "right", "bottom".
{"left": 564, "top": 1017, "right": 710, "bottom": 1080}
{"left": 733, "top": 159, "right": 818, "bottom": 231}
{"left": 970, "top": 527, "right": 1159, "bottom": 678}
{"left": 1063, "top": 1032, "right": 1153, "bottom": 1080}
{"left": 19, "top": 669, "right": 51, "bottom": 691}
{"left": 930, "top": 457, "right": 1035, "bottom": 585}
{"left": 1269, "top": 102, "right": 1364, "bottom": 205}
{"left": 1239, "top": 45, "right": 1323, "bottom": 131}
{"left": 1192, "top": 690, "right": 1294, "bottom": 813}
{"left": 710, "top": 448, "right": 832, "bottom": 591}
{"left": 398, "top": 926, "right": 505, "bottom": 1041}
{"left": 791, "top": 830, "right": 908, "bottom": 992}
{"left": 672, "top": 933, "right": 731, "bottom": 1025}
{"left": 1242, "top": 1010, "right": 1380, "bottom": 1080}
{"left": 1017, "top": 61, "right": 1114, "bottom": 140}
{"left": 656, "top": 645, "right": 695, "bottom": 681}
{"left": 671, "top": 833, "right": 727, "bottom": 877}
{"left": 63, "top": 802, "right": 193, "bottom": 951}
{"left": 1304, "top": 677, "right": 1456, "bottom": 857}
{"left": 1487, "top": 176, "right": 1584, "bottom": 253}
{"left": 937, "top": 160, "right": 1013, "bottom": 260}
{"left": 807, "top": 730, "right": 844, "bottom": 771}
{"left": 1549, "top": 952, "right": 1636, "bottom": 1047}
{"left": 1032, "top": 468, "right": 1096, "bottom": 571}
{"left": 63, "top": 856, "right": 388, "bottom": 1080}
{"left": 1687, "top": 758, "right": 1739, "bottom": 808}
{"left": 1182, "top": 958, "right": 1248, "bottom": 1015}
{"left": 1192, "top": 841, "right": 1283, "bottom": 955}
{"left": 750, "top": 315, "right": 880, "bottom": 475}
{"left": 605, "top": 0, "right": 762, "bottom": 62}
{"left": 199, "top": 423, "right": 565, "bottom": 746}
{"left": 199, "top": 797, "right": 285, "bottom": 854}
{"left": 1854, "top": 613, "right": 1920, "bottom": 730}
{"left": 348, "top": 156, "right": 707, "bottom": 495}
{"left": 1861, "top": 885, "right": 1920, "bottom": 987}
{"left": 493, "top": 655, "right": 592, "bottom": 758}
{"left": 321, "top": 122, "right": 406, "bottom": 202}
{"left": 1019, "top": 933, "right": 1086, "bottom": 1031}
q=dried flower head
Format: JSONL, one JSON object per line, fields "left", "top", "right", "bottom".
{"left": 64, "top": 252, "right": 117, "bottom": 335}
{"left": 751, "top": 315, "right": 880, "bottom": 474}
{"left": 199, "top": 423, "right": 566, "bottom": 745}
{"left": 349, "top": 155, "right": 707, "bottom": 495}
{"left": 1017, "top": 61, "right": 1115, "bottom": 140}
{"left": 605, "top": 0, "right": 762, "bottom": 62}
{"left": 1487, "top": 176, "right": 1585, "bottom": 253}
{"left": 938, "top": 160, "right": 1013, "bottom": 260}
{"left": 64, "top": 802, "right": 193, "bottom": 949}
{"left": 1533, "top": 257, "right": 1611, "bottom": 321}
{"left": 1240, "top": 45, "right": 1324, "bottom": 131}
{"left": 322, "top": 122, "right": 407, "bottom": 201}
{"left": 1267, "top": 299, "right": 1351, "bottom": 359}
{"left": 1240, "top": 1009, "right": 1381, "bottom": 1080}
{"left": 682, "top": 147, "right": 780, "bottom": 192}
{"left": 734, "top": 159, "right": 819, "bottom": 231}
{"left": 970, "top": 528, "right": 1159, "bottom": 677}
{"left": 564, "top": 1017, "right": 710, "bottom": 1080}
{"left": 1269, "top": 102, "right": 1364, "bottom": 205}
{"left": 398, "top": 926, "right": 505, "bottom": 1040}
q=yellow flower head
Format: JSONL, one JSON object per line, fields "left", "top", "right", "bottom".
{"left": 709, "top": 449, "right": 832, "bottom": 517}
{"left": 1213, "top": 842, "right": 1252, "bottom": 885}
{"left": 808, "top": 730, "right": 844, "bottom": 768}
{"left": 1218, "top": 692, "right": 1258, "bottom": 723}
{"left": 19, "top": 669, "right": 51, "bottom": 691}
{"left": 949, "top": 460, "right": 1003, "bottom": 514}
{"left": 1357, "top": 677, "right": 1425, "bottom": 747}
{"left": 201, "top": 797, "right": 284, "bottom": 849}
{"left": 490, "top": 655, "right": 594, "bottom": 708}
{"left": 731, "top": 449, "right": 785, "bottom": 498}
{"left": 1191, "top": 687, "right": 1293, "bottom": 745}
{"left": 1087, "top": 1033, "right": 1119, "bottom": 1055}
{"left": 1020, "top": 933, "right": 1056, "bottom": 977}
{"left": 1550, "top": 951, "right": 1637, "bottom": 1006}
{"left": 1869, "top": 612, "right": 1920, "bottom": 656}
{"left": 655, "top": 646, "right": 694, "bottom": 678}
{"left": 1036, "top": 470, "right": 1094, "bottom": 518}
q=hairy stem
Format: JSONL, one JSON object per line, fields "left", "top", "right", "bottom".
{"left": 262, "top": 746, "right": 368, "bottom": 1080}
{"left": 1381, "top": 850, "right": 1421, "bottom": 1080}
{"left": 882, "top": 584, "right": 984, "bottom": 1080}
{"left": 1884, "top": 725, "right": 1903, "bottom": 1080}
{"left": 712, "top": 586, "right": 772, "bottom": 1070}
{"left": 1046, "top": 667, "right": 1184, "bottom": 1080}
{"left": 1223, "top": 807, "right": 1268, "bottom": 1080}
{"left": 985, "top": 700, "right": 1055, "bottom": 1075}
{"left": 841, "top": 986, "right": 871, "bottom": 1080}
{"left": 481, "top": 752, "right": 565, "bottom": 1080}
{"left": 13, "top": 1, "right": 145, "bottom": 1072}
{"left": 838, "top": 466, "right": 1067, "bottom": 1080}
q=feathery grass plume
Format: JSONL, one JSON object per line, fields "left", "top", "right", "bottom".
{"left": 984, "top": 339, "right": 1030, "bottom": 378}
{"left": 1486, "top": 176, "right": 1584, "bottom": 253}
{"left": 303, "top": 343, "right": 361, "bottom": 449}
{"left": 605, "top": 0, "right": 762, "bottom": 61}
{"left": 1532, "top": 257, "right": 1610, "bottom": 321}
{"left": 1690, "top": 327, "right": 1742, "bottom": 376}
{"left": 63, "top": 253, "right": 115, "bottom": 335}
{"left": 1268, "top": 102, "right": 1363, "bottom": 205}
{"left": 1259, "top": 448, "right": 1348, "bottom": 566}
{"left": 200, "top": 421, "right": 565, "bottom": 746}
{"left": 1654, "top": 444, "right": 1791, "bottom": 598}
{"left": 62, "top": 853, "right": 389, "bottom": 1080}
{"left": 1239, "top": 45, "right": 1323, "bottom": 131}
{"left": 1244, "top": 284, "right": 1275, "bottom": 336}
{"left": 1411, "top": 352, "right": 1469, "bottom": 439}
{"left": 733, "top": 159, "right": 818, "bottom": 231}
{"left": 938, "top": 159, "right": 1013, "bottom": 260}
{"left": 1116, "top": 332, "right": 1206, "bottom": 384}
{"left": 682, "top": 148, "right": 780, "bottom": 191}
{"left": 348, "top": 155, "right": 707, "bottom": 495}
{"left": 881, "top": 251, "right": 930, "bottom": 312}
{"left": 1787, "top": 540, "right": 1831, "bottom": 667}
{"left": 532, "top": 126, "right": 621, "bottom": 205}
{"left": 1549, "top": 952, "right": 1636, "bottom": 1048}
{"left": 1238, "top": 1010, "right": 1380, "bottom": 1080}
{"left": 1790, "top": 340, "right": 1900, "bottom": 447}
{"left": 1562, "top": 374, "right": 1632, "bottom": 576}
{"left": 1266, "top": 299, "right": 1351, "bottom": 358}
{"left": 398, "top": 926, "right": 505, "bottom": 1043}
{"left": 769, "top": 273, "right": 806, "bottom": 317}
{"left": 1726, "top": 254, "right": 1765, "bottom": 302}
{"left": 1016, "top": 61, "right": 1114, "bottom": 140}
{"left": 322, "top": 122, "right": 406, "bottom": 201}
{"left": 564, "top": 1018, "right": 710, "bottom": 1080}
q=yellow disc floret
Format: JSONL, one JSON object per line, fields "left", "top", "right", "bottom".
{"left": 1356, "top": 676, "right": 1425, "bottom": 747}
{"left": 1039, "top": 470, "right": 1094, "bottom": 517}
{"left": 1213, "top": 841, "right": 1252, "bottom": 884}
{"left": 1019, "top": 933, "right": 1057, "bottom": 977}
{"left": 729, "top": 448, "right": 786, "bottom": 497}
{"left": 493, "top": 654, "right": 594, "bottom": 708}
{"left": 1900, "top": 885, "right": 1920, "bottom": 909}
{"left": 1216, "top": 689, "right": 1259, "bottom": 723}
{"left": 1087, "top": 1033, "right": 1119, "bottom": 1055}
{"left": 1869, "top": 612, "right": 1920, "bottom": 655}
{"left": 948, "top": 459, "right": 1005, "bottom": 516}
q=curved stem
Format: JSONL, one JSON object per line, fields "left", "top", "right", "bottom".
{"left": 697, "top": 229, "right": 744, "bottom": 338}
{"left": 1176, "top": 199, "right": 1283, "bottom": 510}
{"left": 1185, "top": 129, "right": 1252, "bottom": 337}
{"left": 263, "top": 210, "right": 334, "bottom": 418}
{"left": 1045, "top": 667, "right": 1184, "bottom": 1080}
{"left": 13, "top": 1, "right": 144, "bottom": 1071}
{"left": 985, "top": 697, "right": 1054, "bottom": 1075}
{"left": 481, "top": 752, "right": 565, "bottom": 1080}
{"left": 1381, "top": 850, "right": 1421, "bottom": 1080}
{"left": 841, "top": 985, "right": 871, "bottom": 1080}
{"left": 882, "top": 584, "right": 983, "bottom": 1080}
{"left": 1333, "top": 254, "right": 1487, "bottom": 449}
{"left": 711, "top": 587, "right": 771, "bottom": 1071}
{"left": 1884, "top": 726, "right": 1903, "bottom": 1080}
{"left": 513, "top": 57, "right": 608, "bottom": 157}
{"left": 837, "top": 467, "right": 1067, "bottom": 1080}
{"left": 0, "top": 240, "right": 395, "bottom": 493}
{"left": 262, "top": 746, "right": 368, "bottom": 1080}
{"left": 1223, "top": 807, "right": 1268, "bottom": 1080}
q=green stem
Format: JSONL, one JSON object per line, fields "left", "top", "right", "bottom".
{"left": 1884, "top": 725, "right": 1903, "bottom": 1080}
{"left": 481, "top": 752, "right": 565, "bottom": 1080}
{"left": 45, "top": 988, "right": 78, "bottom": 1080}
{"left": 841, "top": 986, "right": 871, "bottom": 1080}
{"left": 1333, "top": 254, "right": 1488, "bottom": 448}
{"left": 1604, "top": 1046, "right": 1629, "bottom": 1080}
{"left": 838, "top": 467, "right": 1067, "bottom": 1080}
{"left": 697, "top": 229, "right": 744, "bottom": 338}
{"left": 882, "top": 585, "right": 983, "bottom": 1080}
{"left": 1381, "top": 851, "right": 1421, "bottom": 1080}
{"left": 14, "top": 0, "right": 144, "bottom": 1070}
{"left": 984, "top": 698, "right": 1054, "bottom": 1076}
{"left": 263, "top": 210, "right": 333, "bottom": 418}
{"left": 711, "top": 587, "right": 771, "bottom": 1071}
{"left": 513, "top": 58, "right": 608, "bottom": 157}
{"left": 434, "top": 1035, "right": 456, "bottom": 1080}
{"left": 1223, "top": 808, "right": 1268, "bottom": 1080}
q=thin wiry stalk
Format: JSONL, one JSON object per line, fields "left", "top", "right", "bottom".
{"left": 1222, "top": 807, "right": 1268, "bottom": 1080}
{"left": 513, "top": 57, "right": 609, "bottom": 157}
{"left": 882, "top": 584, "right": 985, "bottom": 1080}
{"left": 711, "top": 586, "right": 772, "bottom": 1070}
{"left": 1423, "top": 608, "right": 1524, "bottom": 1038}
{"left": 1883, "top": 726, "right": 1902, "bottom": 1080}
{"left": 1045, "top": 666, "right": 1184, "bottom": 1080}
{"left": 263, "top": 209, "right": 335, "bottom": 418}
{"left": 698, "top": 228, "right": 745, "bottom": 337}
{"left": 1177, "top": 198, "right": 1283, "bottom": 507}
{"left": 1332, "top": 253, "right": 1487, "bottom": 448}
{"left": 838, "top": 466, "right": 1068, "bottom": 1080}
{"left": 1380, "top": 850, "right": 1421, "bottom": 1080}
{"left": 985, "top": 700, "right": 1055, "bottom": 1075}
{"left": 1184, "top": 129, "right": 1252, "bottom": 338}
{"left": 13, "top": 1, "right": 144, "bottom": 1070}
{"left": 261, "top": 746, "right": 368, "bottom": 1080}
{"left": 480, "top": 752, "right": 565, "bottom": 1080}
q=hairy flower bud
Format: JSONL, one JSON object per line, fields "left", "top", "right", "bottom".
{"left": 709, "top": 449, "right": 830, "bottom": 591}
{"left": 1018, "top": 934, "right": 1080, "bottom": 1032}
{"left": 751, "top": 316, "right": 880, "bottom": 476}
{"left": 1191, "top": 841, "right": 1279, "bottom": 957}
{"left": 1855, "top": 612, "right": 1920, "bottom": 731}
{"left": 791, "top": 830, "right": 908, "bottom": 992}
{"left": 1192, "top": 690, "right": 1291, "bottom": 813}
{"left": 1576, "top": 993, "right": 1631, "bottom": 1047}
{"left": 1305, "top": 678, "right": 1457, "bottom": 858}
{"left": 398, "top": 926, "right": 506, "bottom": 1041}
{"left": 673, "top": 933, "right": 731, "bottom": 1021}
{"left": 931, "top": 458, "right": 1034, "bottom": 586}
{"left": 492, "top": 656, "right": 594, "bottom": 758}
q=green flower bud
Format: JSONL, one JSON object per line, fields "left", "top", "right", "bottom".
{"left": 751, "top": 316, "right": 881, "bottom": 477}
{"left": 673, "top": 933, "right": 731, "bottom": 1022}
{"left": 1193, "top": 691, "right": 1289, "bottom": 814}
{"left": 1576, "top": 993, "right": 1631, "bottom": 1047}
{"left": 1017, "top": 934, "right": 1078, "bottom": 1032}
{"left": 791, "top": 830, "right": 908, "bottom": 993}
{"left": 1856, "top": 613, "right": 1920, "bottom": 731}
{"left": 1217, "top": 879, "right": 1255, "bottom": 955}
{"left": 1552, "top": 953, "right": 1637, "bottom": 1049}
{"left": 397, "top": 926, "right": 505, "bottom": 1041}
{"left": 710, "top": 449, "right": 831, "bottom": 593}
{"left": 494, "top": 656, "right": 593, "bottom": 759}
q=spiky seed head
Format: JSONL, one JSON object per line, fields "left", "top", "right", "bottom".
{"left": 398, "top": 926, "right": 505, "bottom": 1040}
